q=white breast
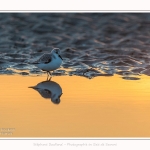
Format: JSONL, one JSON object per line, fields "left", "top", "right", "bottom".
{"left": 37, "top": 57, "right": 62, "bottom": 71}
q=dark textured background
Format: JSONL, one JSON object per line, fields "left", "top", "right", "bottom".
{"left": 0, "top": 13, "right": 150, "bottom": 79}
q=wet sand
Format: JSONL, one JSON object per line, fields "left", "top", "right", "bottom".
{"left": 1, "top": 75, "right": 150, "bottom": 137}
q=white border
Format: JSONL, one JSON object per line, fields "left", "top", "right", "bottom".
{"left": 0, "top": 1, "right": 150, "bottom": 148}
{"left": 0, "top": 11, "right": 150, "bottom": 12}
{"left": 1, "top": 138, "right": 150, "bottom": 150}
{"left": 0, "top": 0, "right": 150, "bottom": 11}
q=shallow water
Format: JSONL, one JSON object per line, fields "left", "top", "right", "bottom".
{"left": 0, "top": 13, "right": 150, "bottom": 138}
{"left": 1, "top": 75, "right": 150, "bottom": 137}
{"left": 0, "top": 13, "right": 150, "bottom": 79}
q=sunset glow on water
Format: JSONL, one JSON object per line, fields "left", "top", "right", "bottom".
{"left": 1, "top": 75, "right": 150, "bottom": 137}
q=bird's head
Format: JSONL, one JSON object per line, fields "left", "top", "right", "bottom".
{"left": 51, "top": 48, "right": 63, "bottom": 60}
{"left": 52, "top": 48, "right": 61, "bottom": 55}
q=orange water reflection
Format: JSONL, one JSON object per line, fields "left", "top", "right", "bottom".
{"left": 0, "top": 75, "right": 150, "bottom": 137}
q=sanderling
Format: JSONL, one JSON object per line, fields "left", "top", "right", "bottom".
{"left": 29, "top": 80, "right": 63, "bottom": 104}
{"left": 32, "top": 48, "right": 63, "bottom": 79}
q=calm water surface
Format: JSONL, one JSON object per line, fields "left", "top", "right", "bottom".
{"left": 0, "top": 75, "right": 150, "bottom": 137}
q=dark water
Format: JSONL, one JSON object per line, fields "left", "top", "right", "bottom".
{"left": 0, "top": 13, "right": 150, "bottom": 79}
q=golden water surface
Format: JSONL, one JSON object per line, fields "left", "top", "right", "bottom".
{"left": 0, "top": 75, "right": 150, "bottom": 137}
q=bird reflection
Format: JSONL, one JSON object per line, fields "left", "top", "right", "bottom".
{"left": 29, "top": 80, "right": 63, "bottom": 104}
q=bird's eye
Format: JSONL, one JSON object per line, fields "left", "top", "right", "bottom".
{"left": 56, "top": 51, "right": 58, "bottom": 54}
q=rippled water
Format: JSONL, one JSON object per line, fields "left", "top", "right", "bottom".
{"left": 0, "top": 13, "right": 150, "bottom": 79}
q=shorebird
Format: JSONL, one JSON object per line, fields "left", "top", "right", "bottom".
{"left": 32, "top": 48, "right": 63, "bottom": 80}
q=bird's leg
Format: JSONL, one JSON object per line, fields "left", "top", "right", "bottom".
{"left": 48, "top": 76, "right": 52, "bottom": 81}
{"left": 47, "top": 71, "right": 49, "bottom": 81}
{"left": 47, "top": 71, "right": 52, "bottom": 81}
{"left": 48, "top": 71, "right": 52, "bottom": 76}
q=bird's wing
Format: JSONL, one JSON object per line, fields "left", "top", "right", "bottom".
{"left": 33, "top": 53, "right": 52, "bottom": 64}
{"left": 38, "top": 89, "right": 52, "bottom": 99}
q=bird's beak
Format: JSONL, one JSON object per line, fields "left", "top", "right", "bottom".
{"left": 59, "top": 93, "right": 63, "bottom": 98}
{"left": 28, "top": 86, "right": 39, "bottom": 90}
{"left": 28, "top": 86, "right": 35, "bottom": 88}
{"left": 59, "top": 55, "right": 63, "bottom": 60}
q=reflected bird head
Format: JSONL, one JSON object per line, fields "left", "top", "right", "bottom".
{"left": 51, "top": 93, "right": 63, "bottom": 104}
{"left": 52, "top": 98, "right": 60, "bottom": 104}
